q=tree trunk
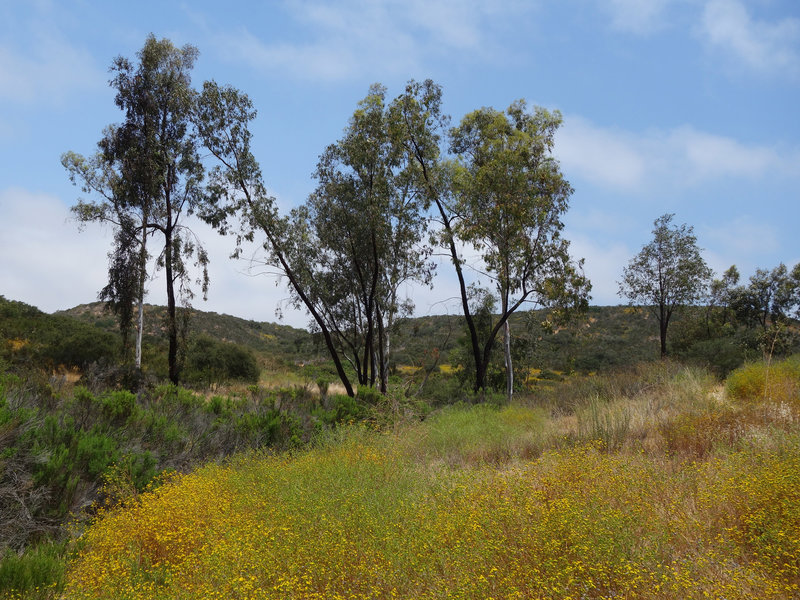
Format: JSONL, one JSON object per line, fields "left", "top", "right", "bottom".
{"left": 135, "top": 219, "right": 147, "bottom": 369}
{"left": 504, "top": 320, "right": 513, "bottom": 402}
{"left": 165, "top": 207, "right": 179, "bottom": 384}
{"left": 659, "top": 303, "right": 668, "bottom": 359}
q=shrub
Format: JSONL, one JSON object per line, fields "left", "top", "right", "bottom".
{"left": 727, "top": 357, "right": 800, "bottom": 406}
{"left": 183, "top": 335, "right": 260, "bottom": 385}
{"left": 0, "top": 540, "right": 66, "bottom": 598}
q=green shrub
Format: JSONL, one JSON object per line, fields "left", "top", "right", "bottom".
{"left": 727, "top": 357, "right": 800, "bottom": 406}
{"left": 0, "top": 540, "right": 66, "bottom": 598}
{"left": 100, "top": 390, "right": 137, "bottom": 422}
{"left": 183, "top": 335, "right": 260, "bottom": 385}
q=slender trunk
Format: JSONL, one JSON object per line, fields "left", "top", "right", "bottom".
{"left": 376, "top": 304, "right": 387, "bottom": 394}
{"left": 433, "top": 198, "right": 484, "bottom": 391}
{"left": 407, "top": 133, "right": 484, "bottom": 392}
{"left": 659, "top": 303, "right": 668, "bottom": 359}
{"left": 504, "top": 320, "right": 513, "bottom": 402}
{"left": 256, "top": 215, "right": 356, "bottom": 397}
{"left": 135, "top": 217, "right": 147, "bottom": 369}
{"left": 165, "top": 201, "right": 179, "bottom": 384}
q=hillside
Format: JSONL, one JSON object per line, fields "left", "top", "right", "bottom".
{"left": 56, "top": 302, "right": 317, "bottom": 366}
{"left": 55, "top": 301, "right": 665, "bottom": 376}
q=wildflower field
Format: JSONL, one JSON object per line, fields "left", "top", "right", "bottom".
{"left": 18, "top": 360, "right": 800, "bottom": 598}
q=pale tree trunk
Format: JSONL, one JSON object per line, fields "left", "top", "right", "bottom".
{"left": 504, "top": 320, "right": 513, "bottom": 402}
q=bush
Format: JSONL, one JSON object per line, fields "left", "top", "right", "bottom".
{"left": 0, "top": 540, "right": 66, "bottom": 598}
{"left": 183, "top": 335, "right": 260, "bottom": 385}
{"left": 727, "top": 357, "right": 800, "bottom": 406}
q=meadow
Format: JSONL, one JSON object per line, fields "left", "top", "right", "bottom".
{"left": 13, "top": 357, "right": 797, "bottom": 599}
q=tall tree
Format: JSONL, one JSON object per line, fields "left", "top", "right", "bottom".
{"left": 619, "top": 214, "right": 711, "bottom": 358}
{"left": 391, "top": 82, "right": 592, "bottom": 393}
{"left": 65, "top": 35, "right": 211, "bottom": 383}
{"left": 448, "top": 101, "right": 590, "bottom": 396}
{"left": 299, "top": 84, "right": 434, "bottom": 393}
{"left": 195, "top": 81, "right": 357, "bottom": 396}
{"left": 63, "top": 149, "right": 149, "bottom": 365}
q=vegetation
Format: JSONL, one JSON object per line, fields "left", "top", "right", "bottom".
{"left": 5, "top": 32, "right": 800, "bottom": 600}
{"left": 619, "top": 213, "right": 712, "bottom": 358}
{"left": 43, "top": 358, "right": 800, "bottom": 600}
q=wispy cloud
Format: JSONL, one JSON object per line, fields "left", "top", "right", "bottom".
{"left": 0, "top": 8, "right": 102, "bottom": 104}
{"left": 555, "top": 117, "right": 800, "bottom": 193}
{"left": 700, "top": 0, "right": 800, "bottom": 77}
{"left": 602, "top": 0, "right": 673, "bottom": 35}
{"left": 215, "top": 0, "right": 532, "bottom": 81}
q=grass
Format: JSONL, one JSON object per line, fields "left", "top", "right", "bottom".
{"left": 7, "top": 358, "right": 800, "bottom": 599}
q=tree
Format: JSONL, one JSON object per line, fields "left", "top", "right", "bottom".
{"left": 392, "top": 86, "right": 588, "bottom": 394}
{"left": 448, "top": 101, "right": 590, "bottom": 396}
{"left": 618, "top": 214, "right": 711, "bottom": 358}
{"left": 64, "top": 35, "right": 212, "bottom": 383}
{"left": 296, "top": 84, "right": 434, "bottom": 393}
{"left": 63, "top": 151, "right": 149, "bottom": 365}
{"left": 194, "top": 81, "right": 357, "bottom": 396}
{"left": 196, "top": 82, "right": 436, "bottom": 397}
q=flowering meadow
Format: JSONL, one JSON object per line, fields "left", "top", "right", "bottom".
{"left": 7, "top": 358, "right": 800, "bottom": 599}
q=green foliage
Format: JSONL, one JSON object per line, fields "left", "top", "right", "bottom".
{"left": 619, "top": 214, "right": 712, "bottom": 357}
{"left": 0, "top": 540, "right": 67, "bottom": 598}
{"left": 0, "top": 296, "right": 119, "bottom": 371}
{"left": 726, "top": 356, "right": 800, "bottom": 405}
{"left": 183, "top": 334, "right": 260, "bottom": 385}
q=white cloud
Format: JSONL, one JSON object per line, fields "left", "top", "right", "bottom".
{"left": 603, "top": 0, "right": 673, "bottom": 35}
{"left": 701, "top": 0, "right": 800, "bottom": 77}
{"left": 555, "top": 117, "right": 800, "bottom": 193}
{"left": 566, "top": 234, "right": 632, "bottom": 305}
{"left": 0, "top": 188, "right": 110, "bottom": 312}
{"left": 215, "top": 0, "right": 532, "bottom": 81}
{"left": 0, "top": 187, "right": 314, "bottom": 328}
{"left": 701, "top": 216, "right": 780, "bottom": 265}
{"left": 555, "top": 117, "right": 648, "bottom": 190}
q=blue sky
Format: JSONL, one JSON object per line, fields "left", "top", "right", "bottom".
{"left": 1, "top": 0, "right": 798, "bottom": 329}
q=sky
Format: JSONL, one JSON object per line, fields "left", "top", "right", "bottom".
{"left": 1, "top": 0, "right": 798, "bottom": 329}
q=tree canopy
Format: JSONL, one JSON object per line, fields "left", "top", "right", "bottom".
{"left": 619, "top": 214, "right": 711, "bottom": 358}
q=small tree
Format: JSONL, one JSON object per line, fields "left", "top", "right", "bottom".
{"left": 618, "top": 214, "right": 711, "bottom": 358}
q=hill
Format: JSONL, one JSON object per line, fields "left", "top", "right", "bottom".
{"left": 56, "top": 302, "right": 317, "bottom": 366}
{"left": 54, "top": 301, "right": 665, "bottom": 377}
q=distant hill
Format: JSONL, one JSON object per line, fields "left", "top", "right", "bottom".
{"left": 56, "top": 302, "right": 318, "bottom": 367}
{"left": 55, "top": 302, "right": 661, "bottom": 373}
{"left": 391, "top": 305, "right": 661, "bottom": 373}
{"left": 1, "top": 295, "right": 672, "bottom": 378}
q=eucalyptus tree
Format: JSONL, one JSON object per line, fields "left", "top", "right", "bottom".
{"left": 301, "top": 84, "right": 434, "bottom": 392}
{"left": 63, "top": 148, "right": 148, "bottom": 365}
{"left": 391, "top": 83, "right": 590, "bottom": 393}
{"left": 64, "top": 35, "right": 211, "bottom": 383}
{"left": 195, "top": 81, "right": 357, "bottom": 396}
{"left": 619, "top": 214, "right": 712, "bottom": 358}
{"left": 196, "top": 82, "right": 433, "bottom": 395}
{"left": 448, "top": 101, "right": 590, "bottom": 396}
